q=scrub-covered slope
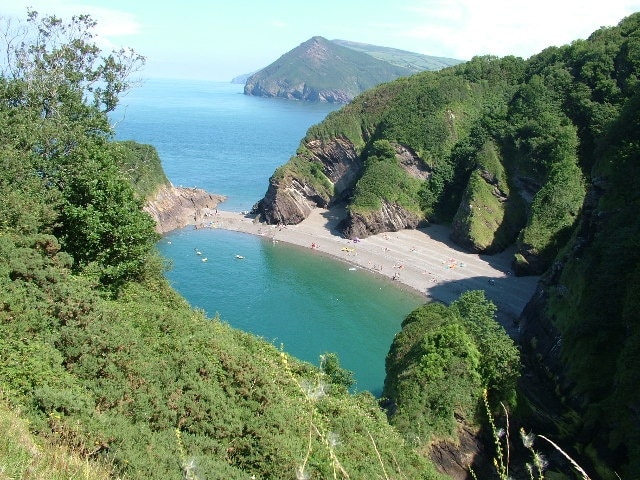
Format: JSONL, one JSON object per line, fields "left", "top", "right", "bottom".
{"left": 255, "top": 14, "right": 639, "bottom": 279}
{"left": 0, "top": 11, "right": 445, "bottom": 480}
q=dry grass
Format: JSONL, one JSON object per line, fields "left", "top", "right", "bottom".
{"left": 0, "top": 395, "right": 118, "bottom": 480}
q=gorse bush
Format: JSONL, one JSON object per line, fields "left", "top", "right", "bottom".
{"left": 383, "top": 291, "right": 520, "bottom": 446}
{"left": 0, "top": 9, "right": 445, "bottom": 479}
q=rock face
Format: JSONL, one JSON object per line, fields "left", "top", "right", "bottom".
{"left": 255, "top": 138, "right": 428, "bottom": 238}
{"left": 144, "top": 185, "right": 226, "bottom": 234}
{"left": 254, "top": 136, "right": 361, "bottom": 224}
{"left": 340, "top": 200, "right": 423, "bottom": 238}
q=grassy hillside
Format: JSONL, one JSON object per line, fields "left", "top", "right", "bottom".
{"left": 332, "top": 39, "right": 463, "bottom": 72}
{"left": 0, "top": 11, "right": 448, "bottom": 480}
{"left": 244, "top": 36, "right": 415, "bottom": 102}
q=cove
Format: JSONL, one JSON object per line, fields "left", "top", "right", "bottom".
{"left": 157, "top": 227, "right": 425, "bottom": 395}
{"left": 115, "top": 79, "right": 425, "bottom": 394}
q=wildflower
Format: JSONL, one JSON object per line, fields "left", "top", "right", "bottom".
{"left": 300, "top": 379, "right": 327, "bottom": 401}
{"left": 520, "top": 428, "right": 535, "bottom": 449}
{"left": 327, "top": 431, "right": 341, "bottom": 448}
{"left": 533, "top": 452, "right": 548, "bottom": 472}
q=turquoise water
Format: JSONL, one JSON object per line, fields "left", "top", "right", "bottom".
{"left": 114, "top": 80, "right": 425, "bottom": 394}
{"left": 114, "top": 79, "right": 339, "bottom": 211}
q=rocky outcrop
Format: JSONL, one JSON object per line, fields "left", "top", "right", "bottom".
{"left": 245, "top": 79, "right": 353, "bottom": 103}
{"left": 428, "top": 423, "right": 493, "bottom": 480}
{"left": 340, "top": 200, "right": 424, "bottom": 238}
{"left": 305, "top": 137, "right": 361, "bottom": 194}
{"left": 244, "top": 36, "right": 413, "bottom": 103}
{"left": 256, "top": 179, "right": 326, "bottom": 225}
{"left": 144, "top": 185, "right": 226, "bottom": 234}
{"left": 254, "top": 136, "right": 361, "bottom": 224}
{"left": 256, "top": 139, "right": 430, "bottom": 237}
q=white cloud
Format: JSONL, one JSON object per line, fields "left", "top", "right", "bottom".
{"left": 1, "top": 1, "right": 142, "bottom": 50}
{"left": 270, "top": 19, "right": 288, "bottom": 28}
{"left": 400, "top": 0, "right": 640, "bottom": 59}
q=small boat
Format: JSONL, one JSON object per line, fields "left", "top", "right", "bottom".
{"left": 235, "top": 255, "right": 244, "bottom": 259}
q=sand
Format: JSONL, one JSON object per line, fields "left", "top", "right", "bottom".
{"left": 190, "top": 205, "right": 539, "bottom": 336}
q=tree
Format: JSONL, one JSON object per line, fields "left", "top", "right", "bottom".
{"left": 451, "top": 291, "right": 520, "bottom": 399}
{"left": 0, "top": 10, "right": 155, "bottom": 289}
{"left": 1, "top": 9, "right": 145, "bottom": 117}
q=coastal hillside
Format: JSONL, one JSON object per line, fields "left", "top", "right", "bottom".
{"left": 331, "top": 39, "right": 463, "bottom": 72}
{"left": 244, "top": 36, "right": 417, "bottom": 103}
{"left": 255, "top": 12, "right": 640, "bottom": 477}
{"left": 0, "top": 11, "right": 450, "bottom": 480}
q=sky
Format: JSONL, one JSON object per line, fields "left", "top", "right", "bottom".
{"left": 2, "top": 0, "right": 640, "bottom": 81}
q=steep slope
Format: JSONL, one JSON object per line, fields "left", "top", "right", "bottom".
{"left": 519, "top": 87, "right": 640, "bottom": 479}
{"left": 244, "top": 36, "right": 415, "bottom": 103}
{"left": 0, "top": 12, "right": 449, "bottom": 480}
{"left": 253, "top": 55, "right": 529, "bottom": 250}
{"left": 254, "top": 12, "right": 640, "bottom": 477}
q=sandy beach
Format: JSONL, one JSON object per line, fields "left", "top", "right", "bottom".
{"left": 189, "top": 205, "right": 539, "bottom": 336}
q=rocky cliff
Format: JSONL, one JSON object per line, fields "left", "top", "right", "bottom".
{"left": 253, "top": 135, "right": 428, "bottom": 238}
{"left": 253, "top": 136, "right": 360, "bottom": 224}
{"left": 144, "top": 184, "right": 226, "bottom": 234}
{"left": 244, "top": 36, "right": 413, "bottom": 103}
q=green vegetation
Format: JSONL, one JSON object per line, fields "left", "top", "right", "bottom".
{"left": 383, "top": 291, "right": 519, "bottom": 446}
{"left": 273, "top": 14, "right": 639, "bottom": 277}
{"left": 331, "top": 39, "right": 463, "bottom": 72}
{"left": 0, "top": 11, "right": 441, "bottom": 479}
{"left": 451, "top": 141, "right": 527, "bottom": 252}
{"left": 113, "top": 140, "right": 170, "bottom": 199}
{"left": 350, "top": 139, "right": 423, "bottom": 213}
{"left": 2, "top": 6, "right": 640, "bottom": 479}
{"left": 264, "top": 17, "right": 640, "bottom": 473}
{"left": 0, "top": 395, "right": 118, "bottom": 480}
{"left": 245, "top": 36, "right": 414, "bottom": 102}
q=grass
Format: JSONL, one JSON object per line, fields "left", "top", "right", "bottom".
{"left": 0, "top": 395, "right": 118, "bottom": 480}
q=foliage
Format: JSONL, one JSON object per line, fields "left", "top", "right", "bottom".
{"left": 112, "top": 140, "right": 169, "bottom": 199}
{"left": 518, "top": 159, "right": 585, "bottom": 268}
{"left": 0, "top": 10, "right": 445, "bottom": 480}
{"left": 451, "top": 140, "right": 527, "bottom": 252}
{"left": 55, "top": 142, "right": 159, "bottom": 288}
{"left": 350, "top": 139, "right": 423, "bottom": 213}
{"left": 320, "top": 352, "right": 355, "bottom": 392}
{"left": 383, "top": 291, "right": 520, "bottom": 446}
{"left": 0, "top": 394, "right": 119, "bottom": 480}
{"left": 544, "top": 85, "right": 640, "bottom": 478}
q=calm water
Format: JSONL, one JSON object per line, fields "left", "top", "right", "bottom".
{"left": 114, "top": 79, "right": 424, "bottom": 394}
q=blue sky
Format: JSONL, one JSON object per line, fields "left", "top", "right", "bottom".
{"left": 3, "top": 0, "right": 640, "bottom": 81}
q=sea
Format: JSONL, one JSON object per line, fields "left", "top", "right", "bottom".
{"left": 113, "top": 78, "right": 425, "bottom": 395}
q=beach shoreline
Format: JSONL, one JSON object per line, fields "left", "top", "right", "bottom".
{"left": 180, "top": 204, "right": 539, "bottom": 337}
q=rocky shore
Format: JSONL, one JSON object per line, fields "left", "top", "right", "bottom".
{"left": 144, "top": 184, "right": 226, "bottom": 234}
{"left": 145, "top": 189, "right": 538, "bottom": 335}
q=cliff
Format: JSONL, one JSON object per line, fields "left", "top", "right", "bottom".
{"left": 144, "top": 184, "right": 226, "bottom": 234}
{"left": 254, "top": 13, "right": 640, "bottom": 476}
{"left": 244, "top": 36, "right": 414, "bottom": 103}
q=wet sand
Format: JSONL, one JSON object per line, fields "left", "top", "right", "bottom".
{"left": 190, "top": 205, "right": 539, "bottom": 336}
